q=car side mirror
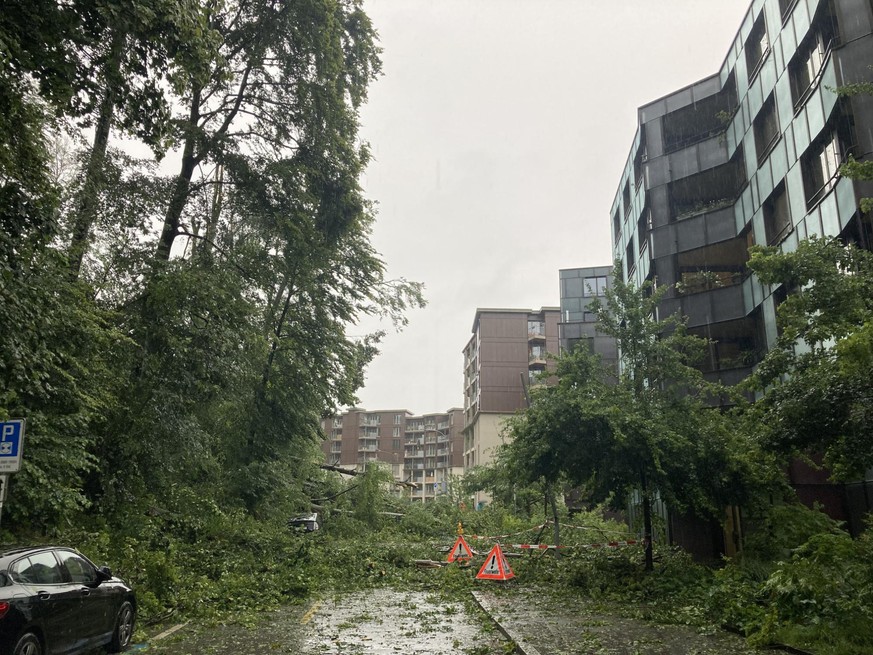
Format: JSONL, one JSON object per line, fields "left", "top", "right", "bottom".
{"left": 96, "top": 566, "right": 113, "bottom": 583}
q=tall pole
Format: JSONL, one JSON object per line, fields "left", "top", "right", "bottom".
{"left": 0, "top": 474, "right": 8, "bottom": 529}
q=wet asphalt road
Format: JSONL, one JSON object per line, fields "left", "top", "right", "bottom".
{"left": 143, "top": 586, "right": 772, "bottom": 654}
{"left": 143, "top": 588, "right": 506, "bottom": 655}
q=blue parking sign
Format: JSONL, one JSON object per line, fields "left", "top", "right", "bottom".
{"left": 0, "top": 420, "right": 25, "bottom": 473}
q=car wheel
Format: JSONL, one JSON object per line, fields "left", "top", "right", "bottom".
{"left": 108, "top": 601, "right": 135, "bottom": 652}
{"left": 13, "top": 633, "right": 41, "bottom": 655}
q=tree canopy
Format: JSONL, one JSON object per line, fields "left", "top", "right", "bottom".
{"left": 502, "top": 267, "right": 759, "bottom": 569}
{"left": 746, "top": 237, "right": 873, "bottom": 478}
{"left": 0, "top": 0, "right": 424, "bottom": 531}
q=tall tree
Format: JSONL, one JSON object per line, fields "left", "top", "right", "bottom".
{"left": 504, "top": 267, "right": 755, "bottom": 570}
{"left": 66, "top": 0, "right": 218, "bottom": 278}
{"left": 152, "top": 0, "right": 381, "bottom": 263}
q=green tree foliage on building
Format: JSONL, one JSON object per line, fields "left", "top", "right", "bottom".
{"left": 747, "top": 237, "right": 873, "bottom": 478}
{"left": 503, "top": 266, "right": 758, "bottom": 570}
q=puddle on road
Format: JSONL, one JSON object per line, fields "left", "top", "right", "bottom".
{"left": 302, "top": 587, "right": 503, "bottom": 654}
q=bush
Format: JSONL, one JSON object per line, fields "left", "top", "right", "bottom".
{"left": 707, "top": 516, "right": 873, "bottom": 655}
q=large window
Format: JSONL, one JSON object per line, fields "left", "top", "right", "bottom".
{"left": 625, "top": 239, "right": 636, "bottom": 276}
{"left": 633, "top": 131, "right": 647, "bottom": 188}
{"left": 802, "top": 130, "right": 841, "bottom": 208}
{"left": 675, "top": 233, "right": 750, "bottom": 295}
{"left": 745, "top": 13, "right": 769, "bottom": 83}
{"left": 754, "top": 94, "right": 780, "bottom": 164}
{"left": 763, "top": 183, "right": 792, "bottom": 245}
{"left": 789, "top": 3, "right": 838, "bottom": 110}
{"left": 669, "top": 148, "right": 745, "bottom": 221}
{"left": 779, "top": 0, "right": 799, "bottom": 22}
{"left": 662, "top": 73, "right": 737, "bottom": 154}
{"left": 583, "top": 276, "right": 608, "bottom": 297}
{"left": 638, "top": 208, "right": 652, "bottom": 254}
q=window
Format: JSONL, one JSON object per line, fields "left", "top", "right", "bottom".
{"left": 392, "top": 438, "right": 401, "bottom": 450}
{"left": 633, "top": 133, "right": 647, "bottom": 188}
{"left": 12, "top": 551, "right": 63, "bottom": 584}
{"left": 612, "top": 209, "right": 621, "bottom": 240}
{"left": 802, "top": 131, "right": 841, "bottom": 208}
{"left": 622, "top": 180, "right": 631, "bottom": 214}
{"left": 527, "top": 320, "right": 545, "bottom": 337}
{"left": 763, "top": 183, "right": 792, "bottom": 245}
{"left": 57, "top": 550, "right": 97, "bottom": 584}
{"left": 789, "top": 4, "right": 838, "bottom": 111}
{"left": 670, "top": 148, "right": 745, "bottom": 220}
{"left": 745, "top": 13, "right": 769, "bottom": 82}
{"left": 661, "top": 74, "right": 737, "bottom": 153}
{"left": 754, "top": 94, "right": 780, "bottom": 163}
{"left": 779, "top": 0, "right": 799, "bottom": 22}
{"left": 393, "top": 414, "right": 402, "bottom": 424}
{"left": 392, "top": 426, "right": 400, "bottom": 437}
{"left": 638, "top": 209, "right": 651, "bottom": 254}
{"left": 625, "top": 239, "right": 636, "bottom": 275}
{"left": 583, "top": 276, "right": 607, "bottom": 297}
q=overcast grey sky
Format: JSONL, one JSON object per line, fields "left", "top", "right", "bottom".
{"left": 353, "top": 0, "right": 752, "bottom": 415}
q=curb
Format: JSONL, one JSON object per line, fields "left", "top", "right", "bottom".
{"left": 470, "top": 591, "right": 541, "bottom": 655}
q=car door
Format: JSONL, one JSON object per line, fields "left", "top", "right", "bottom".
{"left": 10, "top": 551, "right": 80, "bottom": 655}
{"left": 54, "top": 550, "right": 116, "bottom": 650}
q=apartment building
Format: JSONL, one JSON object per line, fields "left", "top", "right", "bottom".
{"left": 321, "top": 407, "right": 464, "bottom": 502}
{"left": 462, "top": 308, "right": 560, "bottom": 505}
{"left": 610, "top": 0, "right": 873, "bottom": 535}
{"left": 558, "top": 266, "right": 618, "bottom": 369}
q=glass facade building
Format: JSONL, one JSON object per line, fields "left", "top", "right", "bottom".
{"left": 611, "top": 0, "right": 873, "bottom": 534}
{"left": 558, "top": 266, "right": 618, "bottom": 370}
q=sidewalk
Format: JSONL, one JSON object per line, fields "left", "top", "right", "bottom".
{"left": 472, "top": 587, "right": 765, "bottom": 655}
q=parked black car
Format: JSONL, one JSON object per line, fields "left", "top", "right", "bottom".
{"left": 0, "top": 546, "right": 136, "bottom": 655}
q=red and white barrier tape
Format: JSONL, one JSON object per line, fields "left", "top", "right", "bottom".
{"left": 468, "top": 523, "right": 547, "bottom": 541}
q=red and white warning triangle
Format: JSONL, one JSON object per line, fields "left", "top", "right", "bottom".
{"left": 476, "top": 543, "right": 515, "bottom": 580}
{"left": 447, "top": 535, "right": 474, "bottom": 563}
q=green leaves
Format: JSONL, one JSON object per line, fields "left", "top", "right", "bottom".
{"left": 746, "top": 238, "right": 873, "bottom": 478}
{"left": 503, "top": 265, "right": 755, "bottom": 527}
{"left": 0, "top": 0, "right": 423, "bottom": 535}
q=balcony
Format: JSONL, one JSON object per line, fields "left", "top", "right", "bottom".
{"left": 675, "top": 270, "right": 745, "bottom": 296}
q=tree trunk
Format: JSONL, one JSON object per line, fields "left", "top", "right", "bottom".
{"left": 641, "top": 468, "right": 654, "bottom": 571}
{"left": 548, "top": 484, "right": 561, "bottom": 559}
{"left": 69, "top": 30, "right": 125, "bottom": 279}
{"left": 154, "top": 88, "right": 202, "bottom": 262}
{"left": 196, "top": 164, "right": 224, "bottom": 264}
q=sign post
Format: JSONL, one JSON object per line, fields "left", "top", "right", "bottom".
{"left": 0, "top": 420, "right": 26, "bottom": 528}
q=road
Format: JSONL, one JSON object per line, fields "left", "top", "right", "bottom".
{"left": 143, "top": 585, "right": 775, "bottom": 654}
{"left": 143, "top": 587, "right": 507, "bottom": 655}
